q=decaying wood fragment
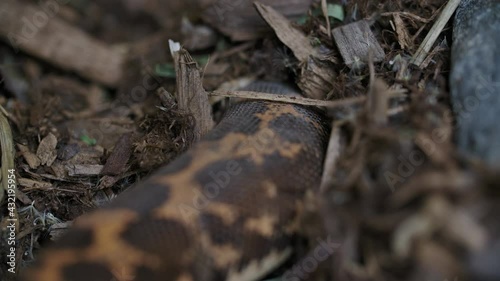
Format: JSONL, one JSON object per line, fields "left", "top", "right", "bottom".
{"left": 298, "top": 57, "right": 337, "bottom": 100}
{"left": 36, "top": 133, "right": 58, "bottom": 167}
{"left": 18, "top": 178, "right": 52, "bottom": 190}
{"left": 0, "top": 0, "right": 124, "bottom": 87}
{"left": 255, "top": 2, "right": 335, "bottom": 100}
{"left": 411, "top": 0, "right": 461, "bottom": 67}
{"left": 393, "top": 13, "right": 411, "bottom": 50}
{"left": 255, "top": 2, "right": 317, "bottom": 61}
{"left": 332, "top": 20, "right": 385, "bottom": 69}
{"left": 18, "top": 144, "right": 41, "bottom": 170}
{"left": 210, "top": 89, "right": 406, "bottom": 109}
{"left": 66, "top": 164, "right": 104, "bottom": 176}
{"left": 170, "top": 40, "right": 214, "bottom": 141}
{"left": 101, "top": 133, "right": 133, "bottom": 176}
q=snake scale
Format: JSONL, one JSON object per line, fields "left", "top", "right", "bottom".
{"left": 21, "top": 81, "right": 329, "bottom": 281}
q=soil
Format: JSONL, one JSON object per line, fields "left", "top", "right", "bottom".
{"left": 0, "top": 0, "right": 498, "bottom": 280}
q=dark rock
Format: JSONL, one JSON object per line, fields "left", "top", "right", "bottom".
{"left": 468, "top": 239, "right": 500, "bottom": 281}
{"left": 450, "top": 0, "right": 500, "bottom": 167}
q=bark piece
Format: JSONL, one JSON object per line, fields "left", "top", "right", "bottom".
{"left": 101, "top": 133, "right": 133, "bottom": 176}
{"left": 18, "top": 178, "right": 52, "bottom": 189}
{"left": 393, "top": 13, "right": 411, "bottom": 50}
{"left": 0, "top": 0, "right": 124, "bottom": 87}
{"left": 297, "top": 57, "right": 337, "bottom": 100}
{"left": 18, "top": 144, "right": 41, "bottom": 169}
{"left": 66, "top": 164, "right": 104, "bottom": 176}
{"left": 170, "top": 40, "right": 214, "bottom": 142}
{"left": 332, "top": 20, "right": 385, "bottom": 69}
{"left": 36, "top": 133, "right": 58, "bottom": 166}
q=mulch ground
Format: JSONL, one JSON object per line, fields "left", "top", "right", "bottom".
{"left": 0, "top": 0, "right": 498, "bottom": 280}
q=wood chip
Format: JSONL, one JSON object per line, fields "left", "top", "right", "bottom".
{"left": 170, "top": 40, "right": 214, "bottom": 141}
{"left": 255, "top": 2, "right": 335, "bottom": 99}
{"left": 393, "top": 13, "right": 411, "bottom": 50}
{"left": 332, "top": 20, "right": 385, "bottom": 68}
{"left": 36, "top": 133, "right": 58, "bottom": 166}
{"left": 18, "top": 178, "right": 52, "bottom": 189}
{"left": 50, "top": 162, "right": 67, "bottom": 180}
{"left": 66, "top": 164, "right": 103, "bottom": 176}
{"left": 255, "top": 2, "right": 318, "bottom": 61}
{"left": 101, "top": 133, "right": 133, "bottom": 176}
{"left": 0, "top": 0, "right": 124, "bottom": 87}
{"left": 97, "top": 175, "right": 120, "bottom": 190}
{"left": 297, "top": 57, "right": 337, "bottom": 100}
{"left": 18, "top": 144, "right": 41, "bottom": 169}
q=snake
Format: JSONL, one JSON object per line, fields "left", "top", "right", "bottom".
{"left": 21, "top": 81, "right": 330, "bottom": 281}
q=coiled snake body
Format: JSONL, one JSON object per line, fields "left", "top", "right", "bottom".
{"left": 22, "top": 82, "right": 329, "bottom": 281}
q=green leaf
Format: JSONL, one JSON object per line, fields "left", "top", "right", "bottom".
{"left": 80, "top": 135, "right": 97, "bottom": 146}
{"left": 327, "top": 3, "right": 344, "bottom": 22}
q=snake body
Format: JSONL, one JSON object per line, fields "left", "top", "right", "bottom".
{"left": 22, "top": 82, "right": 329, "bottom": 281}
